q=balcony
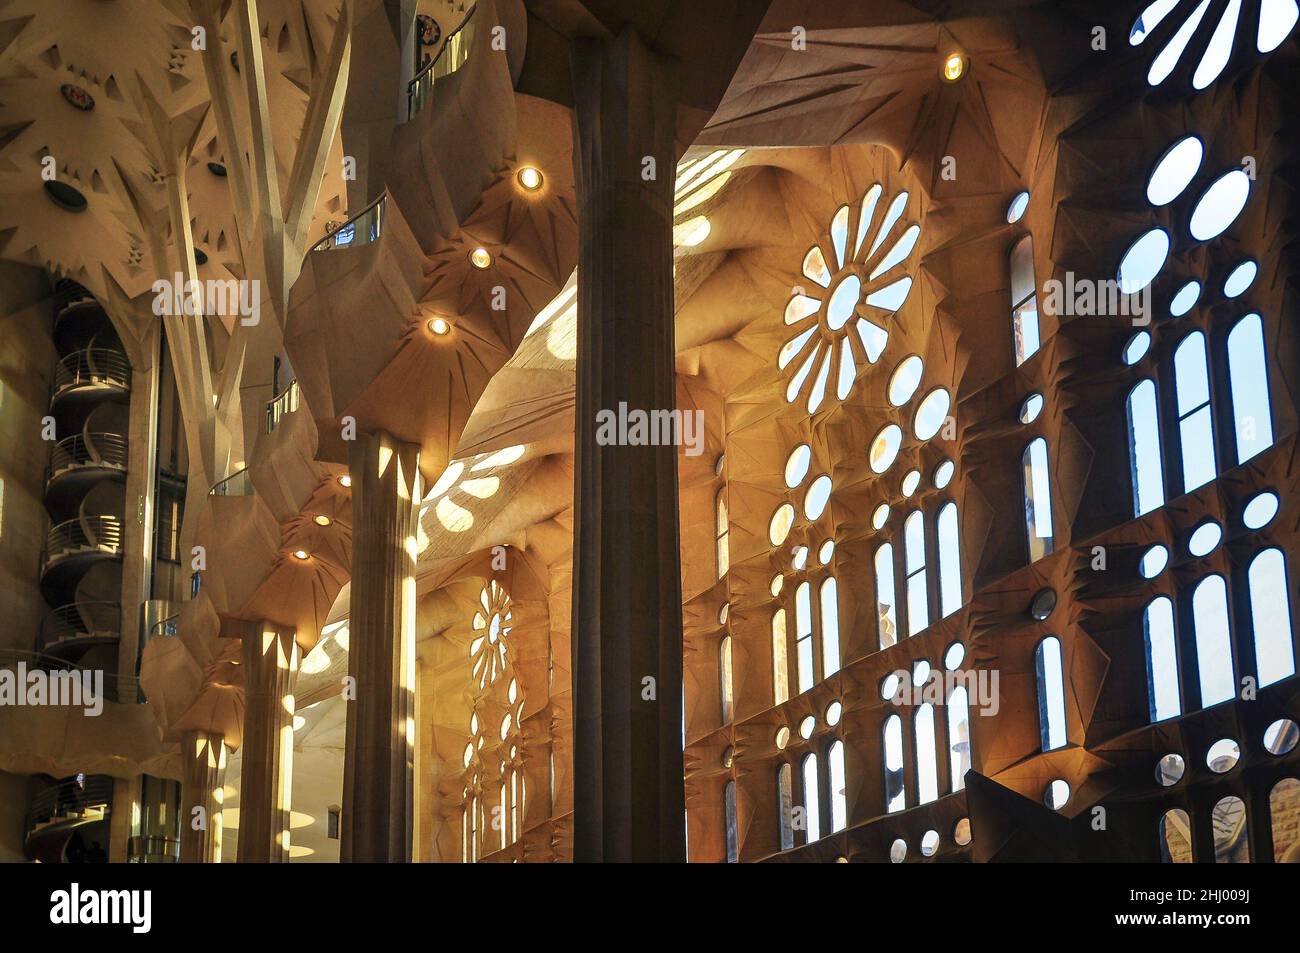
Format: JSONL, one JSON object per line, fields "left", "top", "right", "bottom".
{"left": 38, "top": 601, "right": 120, "bottom": 661}
{"left": 50, "top": 348, "right": 131, "bottom": 412}
{"left": 45, "top": 432, "right": 128, "bottom": 512}
{"left": 266, "top": 379, "right": 300, "bottom": 433}
{"left": 127, "top": 834, "right": 180, "bottom": 863}
{"left": 407, "top": 6, "right": 477, "bottom": 119}
{"left": 313, "top": 194, "right": 386, "bottom": 252}
{"left": 24, "top": 774, "right": 114, "bottom": 863}
{"left": 41, "top": 515, "right": 123, "bottom": 598}
{"left": 209, "top": 467, "right": 254, "bottom": 497}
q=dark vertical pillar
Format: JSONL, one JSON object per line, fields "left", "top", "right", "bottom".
{"left": 342, "top": 429, "right": 421, "bottom": 862}
{"left": 569, "top": 26, "right": 686, "bottom": 862}
{"left": 237, "top": 624, "right": 299, "bottom": 862}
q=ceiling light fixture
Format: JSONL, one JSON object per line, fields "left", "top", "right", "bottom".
{"left": 427, "top": 316, "right": 451, "bottom": 336}
{"left": 469, "top": 248, "right": 492, "bottom": 269}
{"left": 943, "top": 52, "right": 966, "bottom": 82}
{"left": 313, "top": 515, "right": 332, "bottom": 527}
{"left": 516, "top": 166, "right": 543, "bottom": 192}
{"left": 292, "top": 549, "right": 310, "bottom": 561}
{"left": 338, "top": 474, "right": 352, "bottom": 488}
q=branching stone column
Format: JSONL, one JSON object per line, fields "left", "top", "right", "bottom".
{"left": 343, "top": 429, "right": 421, "bottom": 862}
{"left": 180, "top": 730, "right": 227, "bottom": 862}
{"left": 569, "top": 26, "right": 686, "bottom": 862}
{"left": 237, "top": 624, "right": 300, "bottom": 862}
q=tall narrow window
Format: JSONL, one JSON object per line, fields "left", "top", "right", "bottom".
{"left": 1227, "top": 313, "right": 1273, "bottom": 463}
{"left": 1010, "top": 235, "right": 1041, "bottom": 364}
{"left": 1211, "top": 795, "right": 1249, "bottom": 863}
{"left": 1158, "top": 808, "right": 1193, "bottom": 863}
{"left": 883, "top": 714, "right": 905, "bottom": 813}
{"left": 820, "top": 577, "right": 840, "bottom": 677}
{"left": 1127, "top": 379, "right": 1165, "bottom": 516}
{"left": 937, "top": 501, "right": 962, "bottom": 616}
{"left": 795, "top": 582, "right": 814, "bottom": 693}
{"left": 948, "top": 685, "right": 970, "bottom": 792}
{"left": 719, "top": 635, "right": 734, "bottom": 723}
{"left": 724, "top": 781, "right": 738, "bottom": 863}
{"left": 1174, "top": 331, "right": 1216, "bottom": 492}
{"left": 828, "top": 740, "right": 847, "bottom": 833}
{"left": 777, "top": 764, "right": 795, "bottom": 850}
{"left": 1270, "top": 778, "right": 1300, "bottom": 862}
{"left": 771, "top": 609, "right": 789, "bottom": 705}
{"left": 1144, "top": 596, "right": 1181, "bottom": 722}
{"left": 1022, "top": 438, "right": 1054, "bottom": 561}
{"left": 905, "top": 510, "right": 929, "bottom": 635}
{"left": 875, "top": 544, "right": 898, "bottom": 649}
{"left": 915, "top": 703, "right": 939, "bottom": 804}
{"left": 1035, "top": 636, "right": 1067, "bottom": 751}
{"left": 1193, "top": 575, "right": 1235, "bottom": 707}
{"left": 1249, "top": 549, "right": 1295, "bottom": 687}
{"left": 801, "top": 753, "right": 821, "bottom": 843}
{"left": 715, "top": 489, "right": 730, "bottom": 578}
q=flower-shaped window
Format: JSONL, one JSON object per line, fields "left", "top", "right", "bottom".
{"left": 470, "top": 580, "right": 512, "bottom": 689}
{"left": 1131, "top": 0, "right": 1298, "bottom": 89}
{"left": 780, "top": 186, "right": 921, "bottom": 413}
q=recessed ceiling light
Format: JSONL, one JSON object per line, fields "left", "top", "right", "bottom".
{"left": 338, "top": 474, "right": 352, "bottom": 488}
{"left": 313, "top": 515, "right": 332, "bottom": 527}
{"left": 516, "top": 166, "right": 543, "bottom": 192}
{"left": 469, "top": 248, "right": 492, "bottom": 269}
{"left": 292, "top": 549, "right": 310, "bottom": 561}
{"left": 943, "top": 52, "right": 966, "bottom": 82}
{"left": 427, "top": 316, "right": 450, "bottom": 335}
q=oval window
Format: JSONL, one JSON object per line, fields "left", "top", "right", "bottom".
{"left": 1118, "top": 229, "right": 1170, "bottom": 295}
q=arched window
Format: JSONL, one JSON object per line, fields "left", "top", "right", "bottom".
{"left": 915, "top": 703, "right": 939, "bottom": 804}
{"left": 1035, "top": 636, "right": 1067, "bottom": 751}
{"left": 719, "top": 635, "right": 734, "bottom": 723}
{"left": 1158, "top": 808, "right": 1192, "bottom": 863}
{"left": 905, "top": 510, "right": 929, "bottom": 635}
{"left": 1192, "top": 575, "right": 1235, "bottom": 707}
{"left": 1022, "top": 438, "right": 1054, "bottom": 562}
{"left": 1174, "top": 331, "right": 1216, "bottom": 492}
{"left": 776, "top": 764, "right": 795, "bottom": 851}
{"left": 1226, "top": 313, "right": 1273, "bottom": 463}
{"left": 828, "top": 740, "right": 847, "bottom": 833}
{"left": 724, "top": 781, "right": 738, "bottom": 863}
{"left": 820, "top": 577, "right": 840, "bottom": 677}
{"left": 1248, "top": 548, "right": 1295, "bottom": 687}
{"left": 937, "top": 501, "right": 962, "bottom": 616}
{"left": 1270, "top": 778, "right": 1300, "bottom": 861}
{"left": 1010, "top": 234, "right": 1040, "bottom": 365}
{"left": 1127, "top": 379, "right": 1165, "bottom": 516}
{"left": 875, "top": 543, "right": 898, "bottom": 649}
{"left": 883, "top": 714, "right": 905, "bottom": 813}
{"left": 771, "top": 609, "right": 789, "bottom": 706}
{"left": 801, "top": 753, "right": 821, "bottom": 843}
{"left": 715, "top": 489, "right": 730, "bottom": 578}
{"left": 1143, "top": 596, "right": 1181, "bottom": 722}
{"left": 1211, "top": 795, "right": 1249, "bottom": 863}
{"left": 795, "top": 581, "right": 814, "bottom": 693}
{"left": 948, "top": 685, "right": 970, "bottom": 792}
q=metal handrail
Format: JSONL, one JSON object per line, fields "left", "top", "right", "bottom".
{"left": 45, "top": 515, "right": 123, "bottom": 564}
{"left": 407, "top": 5, "right": 477, "bottom": 118}
{"left": 52, "top": 348, "right": 131, "bottom": 395}
{"left": 128, "top": 834, "right": 181, "bottom": 863}
{"left": 209, "top": 467, "right": 254, "bottom": 497}
{"left": 150, "top": 613, "right": 180, "bottom": 638}
{"left": 312, "top": 194, "right": 386, "bottom": 252}
{"left": 48, "top": 432, "right": 129, "bottom": 478}
{"left": 266, "top": 379, "right": 300, "bottom": 433}
{"left": 39, "top": 601, "right": 121, "bottom": 651}
{"left": 26, "top": 775, "right": 114, "bottom": 835}
{"left": 0, "top": 649, "right": 141, "bottom": 699}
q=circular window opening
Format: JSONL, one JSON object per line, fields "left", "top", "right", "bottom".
{"left": 825, "top": 275, "right": 861, "bottom": 331}
{"left": 1188, "top": 521, "right": 1223, "bottom": 557}
{"left": 1117, "top": 229, "right": 1170, "bottom": 295}
{"left": 1019, "top": 392, "right": 1044, "bottom": 424}
{"left": 1190, "top": 170, "right": 1250, "bottom": 242}
{"left": 1044, "top": 779, "right": 1071, "bottom": 810}
{"left": 872, "top": 503, "right": 890, "bottom": 530}
{"left": 869, "top": 424, "right": 903, "bottom": 473}
{"left": 44, "top": 180, "right": 88, "bottom": 212}
{"left": 769, "top": 503, "right": 796, "bottom": 546}
{"left": 880, "top": 672, "right": 902, "bottom": 702}
{"left": 825, "top": 700, "right": 842, "bottom": 726}
{"left": 1264, "top": 719, "right": 1298, "bottom": 756}
{"left": 901, "top": 469, "right": 921, "bottom": 497}
{"left": 1029, "top": 588, "right": 1057, "bottom": 621}
{"left": 953, "top": 817, "right": 972, "bottom": 846}
{"left": 1243, "top": 491, "right": 1279, "bottom": 530}
{"left": 914, "top": 388, "right": 951, "bottom": 440}
{"left": 889, "top": 838, "right": 907, "bottom": 863}
{"left": 775, "top": 726, "right": 790, "bottom": 750}
{"left": 60, "top": 84, "right": 95, "bottom": 111}
{"left": 1122, "top": 331, "right": 1151, "bottom": 365}
{"left": 920, "top": 830, "right": 941, "bottom": 856}
{"left": 721, "top": 746, "right": 735, "bottom": 768}
{"left": 888, "top": 355, "right": 924, "bottom": 406}
{"left": 194, "top": 248, "right": 209, "bottom": 266}
{"left": 1006, "top": 191, "right": 1030, "bottom": 224}
{"left": 1140, "top": 544, "right": 1169, "bottom": 578}
{"left": 804, "top": 475, "right": 832, "bottom": 520}
{"left": 933, "top": 459, "right": 954, "bottom": 489}
{"left": 798, "top": 715, "right": 816, "bottom": 740}
{"left": 770, "top": 574, "right": 784, "bottom": 597}
{"left": 944, "top": 641, "right": 966, "bottom": 670}
{"left": 1223, "top": 260, "right": 1258, "bottom": 298}
{"left": 1206, "top": 738, "right": 1240, "bottom": 773}
{"left": 1146, "top": 135, "right": 1203, "bottom": 207}
{"left": 1156, "top": 753, "right": 1185, "bottom": 786}
{"left": 207, "top": 161, "right": 228, "bottom": 177}
{"left": 818, "top": 539, "right": 835, "bottom": 564}
{"left": 784, "top": 444, "right": 811, "bottom": 488}
{"left": 1169, "top": 279, "right": 1201, "bottom": 317}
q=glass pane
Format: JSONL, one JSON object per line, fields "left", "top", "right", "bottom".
{"left": 1193, "top": 575, "right": 1235, "bottom": 707}
{"left": 948, "top": 686, "right": 970, "bottom": 792}
{"left": 1127, "top": 379, "right": 1165, "bottom": 516}
{"left": 1010, "top": 236, "right": 1040, "bottom": 364}
{"left": 916, "top": 704, "right": 939, "bottom": 804}
{"left": 884, "top": 715, "right": 905, "bottom": 813}
{"left": 938, "top": 502, "right": 962, "bottom": 616}
{"left": 777, "top": 764, "right": 794, "bottom": 850}
{"left": 795, "top": 582, "right": 814, "bottom": 693}
{"left": 771, "top": 610, "right": 789, "bottom": 705}
{"left": 820, "top": 578, "right": 840, "bottom": 677}
{"left": 724, "top": 781, "right": 738, "bottom": 862}
{"left": 1179, "top": 405, "right": 1217, "bottom": 493}
{"left": 1250, "top": 549, "right": 1295, "bottom": 687}
{"left": 1159, "top": 808, "right": 1193, "bottom": 863}
{"left": 720, "top": 636, "right": 734, "bottom": 723}
{"left": 1035, "top": 636, "right": 1067, "bottom": 751}
{"left": 1270, "top": 779, "right": 1300, "bottom": 861}
{"left": 828, "top": 741, "right": 847, "bottom": 833}
{"left": 1174, "top": 332, "right": 1211, "bottom": 413}
{"left": 1144, "top": 596, "right": 1181, "bottom": 722}
{"left": 1227, "top": 313, "right": 1274, "bottom": 463}
{"left": 802, "top": 754, "right": 821, "bottom": 843}
{"left": 1023, "top": 438, "right": 1054, "bottom": 561}
{"left": 1211, "top": 796, "right": 1249, "bottom": 863}
{"left": 875, "top": 544, "right": 898, "bottom": 649}
{"left": 907, "top": 570, "right": 930, "bottom": 637}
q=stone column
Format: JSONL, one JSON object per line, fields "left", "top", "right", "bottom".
{"left": 568, "top": 27, "right": 686, "bottom": 862}
{"left": 108, "top": 774, "right": 141, "bottom": 863}
{"left": 237, "top": 624, "right": 300, "bottom": 862}
{"left": 342, "top": 429, "right": 421, "bottom": 862}
{"left": 180, "top": 730, "right": 227, "bottom": 862}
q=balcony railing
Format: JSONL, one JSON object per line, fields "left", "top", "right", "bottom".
{"left": 128, "top": 834, "right": 181, "bottom": 863}
{"left": 44, "top": 515, "right": 123, "bottom": 566}
{"left": 209, "top": 467, "right": 254, "bottom": 497}
{"left": 266, "top": 379, "right": 300, "bottom": 433}
{"left": 52, "top": 348, "right": 130, "bottom": 397}
{"left": 39, "top": 601, "right": 120, "bottom": 652}
{"left": 312, "top": 195, "right": 385, "bottom": 252}
{"left": 48, "top": 432, "right": 129, "bottom": 480}
{"left": 0, "top": 649, "right": 141, "bottom": 701}
{"left": 26, "top": 775, "right": 114, "bottom": 836}
{"left": 407, "top": 6, "right": 477, "bottom": 118}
